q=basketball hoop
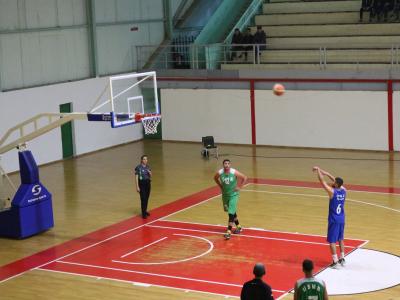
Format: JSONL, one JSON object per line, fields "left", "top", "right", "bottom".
{"left": 135, "top": 113, "right": 161, "bottom": 135}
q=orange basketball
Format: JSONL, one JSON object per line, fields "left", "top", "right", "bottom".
{"left": 273, "top": 83, "right": 285, "bottom": 96}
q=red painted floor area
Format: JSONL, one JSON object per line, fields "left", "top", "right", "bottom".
{"left": 39, "top": 220, "right": 366, "bottom": 299}
{"left": 1, "top": 178, "right": 391, "bottom": 298}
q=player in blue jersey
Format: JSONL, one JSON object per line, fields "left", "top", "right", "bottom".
{"left": 313, "top": 166, "right": 346, "bottom": 269}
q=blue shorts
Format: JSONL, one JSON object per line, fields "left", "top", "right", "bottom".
{"left": 327, "top": 222, "right": 345, "bottom": 243}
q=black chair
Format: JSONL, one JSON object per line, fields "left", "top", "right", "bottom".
{"left": 201, "top": 136, "right": 219, "bottom": 159}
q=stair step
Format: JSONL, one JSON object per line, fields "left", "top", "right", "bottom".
{"left": 229, "top": 49, "right": 395, "bottom": 63}
{"left": 256, "top": 12, "right": 360, "bottom": 25}
{"left": 254, "top": 23, "right": 400, "bottom": 37}
{"left": 222, "top": 63, "right": 399, "bottom": 72}
{"left": 264, "top": 0, "right": 360, "bottom": 14}
{"left": 267, "top": 36, "right": 400, "bottom": 49}
{"left": 269, "top": 0, "right": 303, "bottom": 2}
{"left": 256, "top": 49, "right": 395, "bottom": 63}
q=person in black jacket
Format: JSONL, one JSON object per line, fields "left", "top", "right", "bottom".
{"left": 359, "top": 0, "right": 373, "bottom": 21}
{"left": 241, "top": 263, "right": 274, "bottom": 300}
{"left": 371, "top": 0, "right": 384, "bottom": 21}
{"left": 382, "top": 0, "right": 395, "bottom": 22}
{"left": 253, "top": 26, "right": 267, "bottom": 60}
{"left": 241, "top": 27, "right": 254, "bottom": 61}
{"left": 230, "top": 28, "right": 243, "bottom": 60}
{"left": 135, "top": 155, "right": 152, "bottom": 219}
{"left": 393, "top": 0, "right": 400, "bottom": 21}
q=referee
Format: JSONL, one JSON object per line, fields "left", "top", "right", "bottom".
{"left": 135, "top": 155, "right": 152, "bottom": 219}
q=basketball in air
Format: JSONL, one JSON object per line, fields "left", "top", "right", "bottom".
{"left": 273, "top": 83, "right": 285, "bottom": 96}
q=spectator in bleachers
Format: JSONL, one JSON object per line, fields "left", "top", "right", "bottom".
{"left": 382, "top": 0, "right": 395, "bottom": 22}
{"left": 359, "top": 0, "right": 373, "bottom": 22}
{"left": 173, "top": 53, "right": 186, "bottom": 69}
{"left": 253, "top": 25, "right": 267, "bottom": 59}
{"left": 370, "top": 0, "right": 384, "bottom": 22}
{"left": 241, "top": 27, "right": 254, "bottom": 61}
{"left": 393, "top": 0, "right": 400, "bottom": 21}
{"left": 231, "top": 28, "right": 243, "bottom": 60}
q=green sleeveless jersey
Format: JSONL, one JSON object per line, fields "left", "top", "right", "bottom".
{"left": 296, "top": 277, "right": 325, "bottom": 300}
{"left": 219, "top": 168, "right": 238, "bottom": 196}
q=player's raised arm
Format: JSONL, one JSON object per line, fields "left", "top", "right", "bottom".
{"left": 234, "top": 170, "right": 248, "bottom": 190}
{"left": 320, "top": 168, "right": 335, "bottom": 183}
{"left": 313, "top": 166, "right": 333, "bottom": 197}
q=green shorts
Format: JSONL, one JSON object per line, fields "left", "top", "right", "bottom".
{"left": 222, "top": 193, "right": 239, "bottom": 215}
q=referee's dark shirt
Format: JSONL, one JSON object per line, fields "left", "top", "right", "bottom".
{"left": 135, "top": 164, "right": 151, "bottom": 181}
{"left": 241, "top": 278, "right": 274, "bottom": 300}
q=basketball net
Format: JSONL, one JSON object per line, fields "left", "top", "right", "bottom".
{"left": 135, "top": 113, "right": 161, "bottom": 135}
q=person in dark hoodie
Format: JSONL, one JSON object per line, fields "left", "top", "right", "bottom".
{"left": 241, "top": 263, "right": 274, "bottom": 300}
{"left": 253, "top": 25, "right": 267, "bottom": 60}
{"left": 230, "top": 28, "right": 243, "bottom": 60}
{"left": 241, "top": 27, "right": 254, "bottom": 61}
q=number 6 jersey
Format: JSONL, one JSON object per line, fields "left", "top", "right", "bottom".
{"left": 329, "top": 188, "right": 346, "bottom": 223}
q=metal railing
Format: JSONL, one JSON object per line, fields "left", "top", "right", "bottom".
{"left": 136, "top": 43, "right": 400, "bottom": 71}
{"left": 137, "top": 44, "right": 269, "bottom": 70}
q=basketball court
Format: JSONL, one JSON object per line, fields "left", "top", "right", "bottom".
{"left": 1, "top": 0, "right": 400, "bottom": 298}
{"left": 0, "top": 68, "right": 400, "bottom": 300}
{"left": 1, "top": 173, "right": 400, "bottom": 299}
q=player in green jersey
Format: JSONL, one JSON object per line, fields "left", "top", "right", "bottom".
{"left": 214, "top": 159, "right": 247, "bottom": 240}
{"left": 294, "top": 259, "right": 328, "bottom": 300}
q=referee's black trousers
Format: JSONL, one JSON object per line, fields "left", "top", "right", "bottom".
{"left": 139, "top": 180, "right": 151, "bottom": 217}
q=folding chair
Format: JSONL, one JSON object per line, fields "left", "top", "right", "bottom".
{"left": 201, "top": 136, "right": 219, "bottom": 159}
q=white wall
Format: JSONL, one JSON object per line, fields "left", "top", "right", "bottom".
{"left": 161, "top": 89, "right": 252, "bottom": 144}
{"left": 95, "top": 0, "right": 164, "bottom": 22}
{"left": 0, "top": 0, "right": 87, "bottom": 30}
{"left": 97, "top": 22, "right": 164, "bottom": 74}
{"left": 0, "top": 0, "right": 89, "bottom": 90}
{"left": 95, "top": 0, "right": 165, "bottom": 74}
{"left": 0, "top": 0, "right": 166, "bottom": 90}
{"left": 255, "top": 90, "right": 388, "bottom": 150}
{"left": 161, "top": 88, "right": 394, "bottom": 151}
{"left": 0, "top": 77, "right": 142, "bottom": 173}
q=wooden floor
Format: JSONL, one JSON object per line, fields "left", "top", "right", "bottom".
{"left": 1, "top": 140, "right": 400, "bottom": 300}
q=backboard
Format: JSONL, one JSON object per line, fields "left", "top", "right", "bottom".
{"left": 88, "top": 71, "right": 160, "bottom": 128}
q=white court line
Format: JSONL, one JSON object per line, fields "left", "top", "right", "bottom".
{"left": 145, "top": 224, "right": 357, "bottom": 248}
{"left": 276, "top": 292, "right": 291, "bottom": 300}
{"left": 357, "top": 239, "right": 370, "bottom": 249}
{"left": 0, "top": 194, "right": 221, "bottom": 284}
{"left": 247, "top": 182, "right": 400, "bottom": 196}
{"left": 159, "top": 219, "right": 368, "bottom": 242}
{"left": 36, "top": 268, "right": 241, "bottom": 299}
{"left": 120, "top": 237, "right": 168, "bottom": 258}
{"left": 113, "top": 234, "right": 214, "bottom": 265}
{"left": 54, "top": 260, "right": 286, "bottom": 293}
{"left": 242, "top": 189, "right": 400, "bottom": 214}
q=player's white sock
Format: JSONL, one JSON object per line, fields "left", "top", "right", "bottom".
{"left": 341, "top": 252, "right": 345, "bottom": 259}
{"left": 332, "top": 254, "right": 338, "bottom": 263}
